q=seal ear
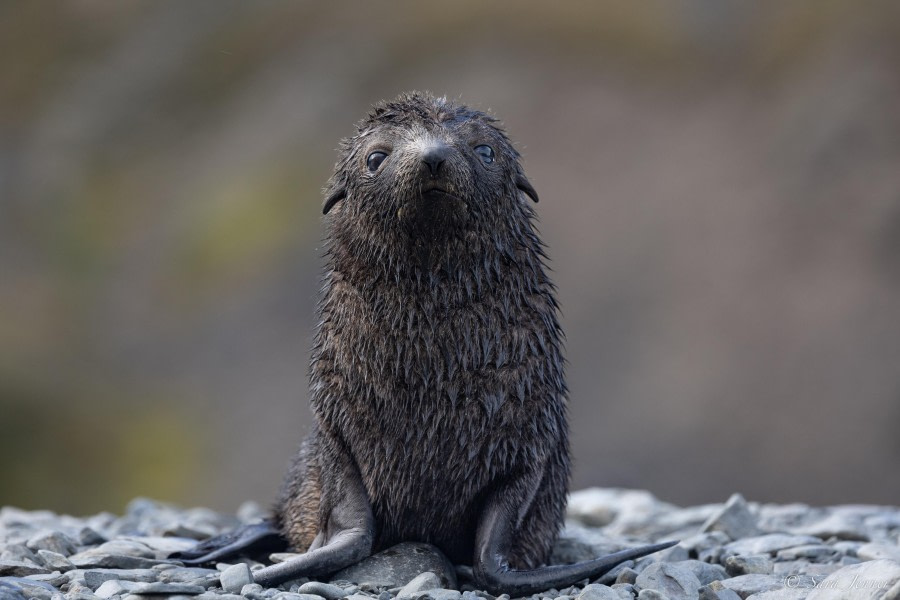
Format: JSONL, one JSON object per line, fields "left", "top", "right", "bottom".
{"left": 322, "top": 186, "right": 346, "bottom": 215}
{"left": 516, "top": 174, "right": 539, "bottom": 203}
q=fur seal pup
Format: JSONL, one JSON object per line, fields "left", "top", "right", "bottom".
{"left": 172, "top": 92, "right": 674, "bottom": 594}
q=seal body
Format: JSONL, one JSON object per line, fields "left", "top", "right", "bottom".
{"left": 173, "top": 93, "right": 675, "bottom": 594}
{"left": 278, "top": 92, "right": 567, "bottom": 569}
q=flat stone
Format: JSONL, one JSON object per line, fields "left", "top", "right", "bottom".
{"left": 790, "top": 512, "right": 869, "bottom": 542}
{"left": 672, "top": 560, "right": 728, "bottom": 586}
{"left": 158, "top": 567, "right": 220, "bottom": 584}
{"left": 723, "top": 535, "right": 822, "bottom": 557}
{"left": 856, "top": 543, "right": 900, "bottom": 562}
{"left": 773, "top": 562, "right": 842, "bottom": 579}
{"left": 610, "top": 583, "right": 635, "bottom": 599}
{"left": 273, "top": 594, "right": 327, "bottom": 600}
{"left": 331, "top": 543, "right": 456, "bottom": 590}
{"left": 397, "top": 572, "right": 442, "bottom": 599}
{"left": 1, "top": 545, "right": 41, "bottom": 565}
{"left": 120, "top": 537, "right": 198, "bottom": 557}
{"left": 806, "top": 558, "right": 900, "bottom": 599}
{"left": 575, "top": 584, "right": 621, "bottom": 600}
{"left": 0, "top": 560, "right": 50, "bottom": 577}
{"left": 634, "top": 563, "right": 702, "bottom": 600}
{"left": 701, "top": 494, "right": 762, "bottom": 541}
{"left": 0, "top": 578, "right": 55, "bottom": 600}
{"left": 83, "top": 568, "right": 159, "bottom": 588}
{"left": 35, "top": 550, "right": 74, "bottom": 572}
{"left": 69, "top": 554, "right": 169, "bottom": 570}
{"left": 775, "top": 544, "right": 839, "bottom": 562}
{"left": 297, "top": 582, "right": 347, "bottom": 600}
{"left": 697, "top": 585, "right": 741, "bottom": 600}
{"left": 744, "top": 590, "right": 808, "bottom": 600}
{"left": 95, "top": 579, "right": 142, "bottom": 599}
{"left": 26, "top": 531, "right": 78, "bottom": 557}
{"left": 410, "top": 590, "right": 461, "bottom": 600}
{"left": 718, "top": 574, "right": 783, "bottom": 597}
{"left": 636, "top": 590, "right": 669, "bottom": 600}
{"left": 724, "top": 555, "right": 773, "bottom": 576}
{"left": 129, "top": 582, "right": 206, "bottom": 595}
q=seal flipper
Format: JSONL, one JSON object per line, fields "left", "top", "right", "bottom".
{"left": 169, "top": 520, "right": 286, "bottom": 565}
{"left": 473, "top": 474, "right": 678, "bottom": 596}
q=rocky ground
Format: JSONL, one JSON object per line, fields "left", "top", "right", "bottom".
{"left": 2, "top": 489, "right": 899, "bottom": 600}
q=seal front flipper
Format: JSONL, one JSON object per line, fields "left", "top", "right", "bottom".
{"left": 473, "top": 471, "right": 678, "bottom": 596}
{"left": 252, "top": 450, "right": 375, "bottom": 587}
{"left": 169, "top": 520, "right": 285, "bottom": 565}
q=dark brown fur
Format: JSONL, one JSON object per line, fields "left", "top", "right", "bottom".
{"left": 275, "top": 92, "right": 568, "bottom": 569}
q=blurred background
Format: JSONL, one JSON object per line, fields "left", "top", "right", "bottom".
{"left": 2, "top": 1, "right": 899, "bottom": 516}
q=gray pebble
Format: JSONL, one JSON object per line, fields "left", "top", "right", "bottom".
{"left": 722, "top": 535, "right": 821, "bottom": 558}
{"left": 742, "top": 590, "right": 806, "bottom": 600}
{"left": 397, "top": 572, "right": 442, "bottom": 599}
{"left": 723, "top": 554, "right": 773, "bottom": 576}
{"left": 94, "top": 579, "right": 141, "bottom": 599}
{"left": 789, "top": 511, "right": 869, "bottom": 542}
{"left": 332, "top": 544, "right": 456, "bottom": 590}
{"left": 129, "top": 581, "right": 206, "bottom": 594}
{"left": 774, "top": 544, "right": 838, "bottom": 562}
{"left": 636, "top": 590, "right": 669, "bottom": 600}
{"left": 696, "top": 585, "right": 741, "bottom": 600}
{"left": 700, "top": 494, "right": 761, "bottom": 542}
{"left": 634, "top": 563, "right": 701, "bottom": 600}
{"left": 0, "top": 560, "right": 50, "bottom": 577}
{"left": 68, "top": 551, "right": 167, "bottom": 570}
{"left": 27, "top": 532, "right": 78, "bottom": 557}
{"left": 671, "top": 560, "right": 727, "bottom": 586}
{"left": 717, "top": 574, "right": 782, "bottom": 597}
{"left": 608, "top": 583, "right": 634, "bottom": 600}
{"left": 297, "top": 582, "right": 348, "bottom": 600}
{"left": 219, "top": 563, "right": 252, "bottom": 594}
{"left": 36, "top": 550, "right": 74, "bottom": 572}
{"left": 805, "top": 558, "right": 900, "bottom": 600}
{"left": 83, "top": 568, "right": 159, "bottom": 588}
{"left": 574, "top": 583, "right": 620, "bottom": 600}
{"left": 77, "top": 529, "right": 107, "bottom": 547}
{"left": 856, "top": 542, "right": 900, "bottom": 561}
{"left": 614, "top": 568, "right": 637, "bottom": 585}
{"left": 242, "top": 583, "right": 265, "bottom": 595}
{"left": 411, "top": 590, "right": 460, "bottom": 600}
{"left": 272, "top": 594, "right": 327, "bottom": 600}
{"left": 158, "top": 567, "right": 221, "bottom": 585}
{"left": 596, "top": 561, "right": 634, "bottom": 586}
{"left": 1, "top": 545, "right": 41, "bottom": 565}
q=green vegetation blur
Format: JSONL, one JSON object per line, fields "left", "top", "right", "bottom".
{"left": 2, "top": 1, "right": 899, "bottom": 515}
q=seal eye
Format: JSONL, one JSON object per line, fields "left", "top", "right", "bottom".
{"left": 366, "top": 151, "right": 388, "bottom": 172}
{"left": 474, "top": 145, "right": 494, "bottom": 164}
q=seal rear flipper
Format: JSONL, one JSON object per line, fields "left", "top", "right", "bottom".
{"left": 169, "top": 520, "right": 286, "bottom": 565}
{"left": 473, "top": 473, "right": 677, "bottom": 596}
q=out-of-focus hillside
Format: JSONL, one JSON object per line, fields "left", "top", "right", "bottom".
{"left": 1, "top": 1, "right": 899, "bottom": 514}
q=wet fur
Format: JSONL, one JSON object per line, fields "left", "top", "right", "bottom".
{"left": 274, "top": 92, "right": 568, "bottom": 569}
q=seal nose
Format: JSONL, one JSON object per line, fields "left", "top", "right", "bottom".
{"left": 421, "top": 144, "right": 451, "bottom": 178}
